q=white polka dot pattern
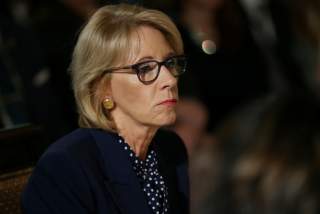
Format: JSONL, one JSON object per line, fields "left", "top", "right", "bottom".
{"left": 117, "top": 136, "right": 169, "bottom": 214}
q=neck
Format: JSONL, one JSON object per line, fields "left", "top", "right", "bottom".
{"left": 112, "top": 113, "right": 158, "bottom": 160}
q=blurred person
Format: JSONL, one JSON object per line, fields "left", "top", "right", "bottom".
{"left": 187, "top": 136, "right": 218, "bottom": 214}
{"left": 27, "top": 0, "right": 103, "bottom": 131}
{"left": 0, "top": 0, "right": 71, "bottom": 140}
{"left": 290, "top": 0, "right": 320, "bottom": 92}
{"left": 262, "top": 0, "right": 320, "bottom": 93}
{"left": 60, "top": 0, "right": 99, "bottom": 18}
{"left": 172, "top": 98, "right": 209, "bottom": 155}
{"left": 233, "top": 0, "right": 320, "bottom": 93}
{"left": 22, "top": 4, "right": 189, "bottom": 213}
{"left": 175, "top": 0, "right": 270, "bottom": 131}
{"left": 167, "top": 0, "right": 271, "bottom": 210}
{"left": 200, "top": 91, "right": 320, "bottom": 214}
{"left": 170, "top": 98, "right": 219, "bottom": 214}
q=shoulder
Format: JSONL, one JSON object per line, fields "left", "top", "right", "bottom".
{"left": 21, "top": 128, "right": 110, "bottom": 212}
{"left": 48, "top": 128, "right": 99, "bottom": 151}
{"left": 42, "top": 128, "right": 113, "bottom": 158}
{"left": 32, "top": 128, "right": 98, "bottom": 174}
{"left": 32, "top": 128, "right": 117, "bottom": 177}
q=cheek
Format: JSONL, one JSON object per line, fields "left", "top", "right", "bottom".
{"left": 112, "top": 77, "right": 155, "bottom": 111}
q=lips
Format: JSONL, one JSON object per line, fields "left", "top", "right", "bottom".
{"left": 158, "top": 99, "right": 177, "bottom": 105}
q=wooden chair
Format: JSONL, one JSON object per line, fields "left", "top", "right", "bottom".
{"left": 0, "top": 168, "right": 32, "bottom": 214}
{"left": 0, "top": 124, "right": 48, "bottom": 213}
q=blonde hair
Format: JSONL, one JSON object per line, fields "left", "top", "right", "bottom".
{"left": 70, "top": 3, "right": 184, "bottom": 131}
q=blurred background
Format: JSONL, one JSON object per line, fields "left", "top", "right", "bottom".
{"left": 0, "top": 0, "right": 319, "bottom": 213}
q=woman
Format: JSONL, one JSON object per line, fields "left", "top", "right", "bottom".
{"left": 22, "top": 4, "right": 189, "bottom": 214}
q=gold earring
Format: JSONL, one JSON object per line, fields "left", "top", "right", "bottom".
{"left": 103, "top": 97, "right": 114, "bottom": 110}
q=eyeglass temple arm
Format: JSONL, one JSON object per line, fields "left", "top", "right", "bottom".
{"left": 103, "top": 65, "right": 136, "bottom": 74}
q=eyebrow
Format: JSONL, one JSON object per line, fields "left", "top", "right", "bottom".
{"left": 135, "top": 52, "right": 176, "bottom": 63}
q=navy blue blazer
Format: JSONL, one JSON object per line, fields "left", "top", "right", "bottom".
{"left": 22, "top": 128, "right": 189, "bottom": 214}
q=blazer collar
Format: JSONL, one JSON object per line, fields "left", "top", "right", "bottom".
{"left": 89, "top": 129, "right": 151, "bottom": 214}
{"left": 91, "top": 129, "right": 132, "bottom": 183}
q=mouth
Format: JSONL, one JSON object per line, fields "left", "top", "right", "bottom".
{"left": 158, "top": 98, "right": 178, "bottom": 106}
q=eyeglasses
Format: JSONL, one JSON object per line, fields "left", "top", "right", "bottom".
{"left": 103, "top": 55, "right": 187, "bottom": 84}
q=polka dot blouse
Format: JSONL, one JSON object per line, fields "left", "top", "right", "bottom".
{"left": 117, "top": 136, "right": 169, "bottom": 214}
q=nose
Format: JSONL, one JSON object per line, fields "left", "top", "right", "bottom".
{"left": 158, "top": 65, "right": 178, "bottom": 89}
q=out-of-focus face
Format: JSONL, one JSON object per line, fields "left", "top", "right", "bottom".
{"left": 108, "top": 26, "right": 179, "bottom": 129}
{"left": 190, "top": 0, "right": 224, "bottom": 11}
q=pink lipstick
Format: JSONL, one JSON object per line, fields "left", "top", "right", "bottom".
{"left": 159, "top": 99, "right": 177, "bottom": 106}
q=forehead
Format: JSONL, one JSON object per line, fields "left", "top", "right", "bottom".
{"left": 124, "top": 25, "right": 174, "bottom": 64}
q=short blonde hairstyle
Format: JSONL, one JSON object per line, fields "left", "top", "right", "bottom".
{"left": 70, "top": 3, "right": 184, "bottom": 131}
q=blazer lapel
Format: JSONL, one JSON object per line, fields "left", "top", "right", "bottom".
{"left": 154, "top": 130, "right": 190, "bottom": 214}
{"left": 155, "top": 138, "right": 179, "bottom": 213}
{"left": 90, "top": 129, "right": 151, "bottom": 214}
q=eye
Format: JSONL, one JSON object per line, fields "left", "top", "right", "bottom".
{"left": 164, "top": 57, "right": 176, "bottom": 69}
{"left": 136, "top": 62, "right": 157, "bottom": 74}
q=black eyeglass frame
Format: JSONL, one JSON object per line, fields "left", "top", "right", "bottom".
{"left": 102, "top": 55, "right": 187, "bottom": 84}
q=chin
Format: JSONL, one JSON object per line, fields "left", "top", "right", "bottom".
{"left": 149, "top": 111, "right": 176, "bottom": 127}
{"left": 160, "top": 114, "right": 177, "bottom": 126}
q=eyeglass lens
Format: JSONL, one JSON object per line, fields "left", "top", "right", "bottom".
{"left": 136, "top": 56, "right": 186, "bottom": 83}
